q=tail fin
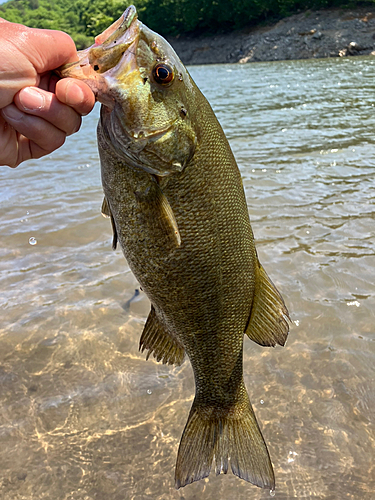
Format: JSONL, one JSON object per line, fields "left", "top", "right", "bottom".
{"left": 175, "top": 396, "right": 275, "bottom": 490}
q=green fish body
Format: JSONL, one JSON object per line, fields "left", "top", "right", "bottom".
{"left": 59, "top": 6, "right": 289, "bottom": 490}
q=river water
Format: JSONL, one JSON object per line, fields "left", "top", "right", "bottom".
{"left": 1, "top": 56, "right": 374, "bottom": 500}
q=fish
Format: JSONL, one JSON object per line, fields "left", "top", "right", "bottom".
{"left": 59, "top": 5, "right": 290, "bottom": 490}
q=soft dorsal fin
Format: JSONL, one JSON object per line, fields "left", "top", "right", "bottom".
{"left": 245, "top": 260, "right": 290, "bottom": 347}
{"left": 140, "top": 306, "right": 185, "bottom": 366}
{"left": 101, "top": 197, "right": 118, "bottom": 250}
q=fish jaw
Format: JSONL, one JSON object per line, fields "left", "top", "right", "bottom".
{"left": 58, "top": 6, "right": 198, "bottom": 176}
{"left": 57, "top": 5, "right": 141, "bottom": 110}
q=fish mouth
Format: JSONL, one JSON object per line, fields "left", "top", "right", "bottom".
{"left": 57, "top": 5, "right": 140, "bottom": 108}
{"left": 93, "top": 5, "right": 137, "bottom": 46}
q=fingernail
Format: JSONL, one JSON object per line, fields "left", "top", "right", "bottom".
{"left": 19, "top": 87, "right": 45, "bottom": 111}
{"left": 65, "top": 80, "right": 85, "bottom": 107}
{"left": 2, "top": 104, "right": 24, "bottom": 121}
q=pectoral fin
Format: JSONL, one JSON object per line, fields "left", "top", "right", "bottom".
{"left": 101, "top": 197, "right": 118, "bottom": 250}
{"left": 140, "top": 306, "right": 185, "bottom": 366}
{"left": 136, "top": 178, "right": 181, "bottom": 247}
{"left": 245, "top": 260, "right": 290, "bottom": 347}
{"left": 101, "top": 197, "right": 111, "bottom": 218}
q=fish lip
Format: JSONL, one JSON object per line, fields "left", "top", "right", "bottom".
{"left": 56, "top": 5, "right": 140, "bottom": 89}
{"left": 94, "top": 5, "right": 137, "bottom": 46}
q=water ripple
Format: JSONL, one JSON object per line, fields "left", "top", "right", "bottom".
{"left": 0, "top": 57, "right": 374, "bottom": 499}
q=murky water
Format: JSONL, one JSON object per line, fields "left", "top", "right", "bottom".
{"left": 1, "top": 56, "right": 374, "bottom": 500}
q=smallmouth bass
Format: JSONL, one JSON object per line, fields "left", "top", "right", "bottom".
{"left": 59, "top": 5, "right": 290, "bottom": 490}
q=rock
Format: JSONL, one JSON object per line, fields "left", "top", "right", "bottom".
{"left": 312, "top": 30, "right": 322, "bottom": 40}
{"left": 349, "top": 41, "right": 361, "bottom": 51}
{"left": 347, "top": 41, "right": 366, "bottom": 55}
{"left": 298, "top": 29, "right": 316, "bottom": 36}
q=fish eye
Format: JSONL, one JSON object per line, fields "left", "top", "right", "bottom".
{"left": 152, "top": 63, "right": 174, "bottom": 85}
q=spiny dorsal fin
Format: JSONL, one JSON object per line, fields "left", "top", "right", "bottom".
{"left": 140, "top": 306, "right": 185, "bottom": 366}
{"left": 101, "top": 197, "right": 118, "bottom": 250}
{"left": 245, "top": 261, "right": 290, "bottom": 347}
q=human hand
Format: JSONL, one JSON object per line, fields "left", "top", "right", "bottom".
{"left": 0, "top": 18, "right": 95, "bottom": 167}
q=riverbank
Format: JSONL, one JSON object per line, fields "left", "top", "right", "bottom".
{"left": 168, "top": 7, "right": 375, "bottom": 64}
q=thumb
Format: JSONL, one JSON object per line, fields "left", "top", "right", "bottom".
{"left": 0, "top": 21, "right": 79, "bottom": 108}
{"left": 3, "top": 22, "right": 79, "bottom": 74}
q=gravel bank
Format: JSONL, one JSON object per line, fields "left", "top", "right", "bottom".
{"left": 168, "top": 7, "right": 375, "bottom": 65}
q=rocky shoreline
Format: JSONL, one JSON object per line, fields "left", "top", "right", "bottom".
{"left": 168, "top": 7, "right": 375, "bottom": 65}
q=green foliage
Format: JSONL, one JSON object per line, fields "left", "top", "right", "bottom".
{"left": 0, "top": 0, "right": 373, "bottom": 42}
{"left": 73, "top": 32, "right": 94, "bottom": 50}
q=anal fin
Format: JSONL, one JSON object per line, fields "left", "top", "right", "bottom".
{"left": 246, "top": 261, "right": 290, "bottom": 347}
{"left": 140, "top": 306, "right": 185, "bottom": 366}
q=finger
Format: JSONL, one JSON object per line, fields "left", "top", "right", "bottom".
{"left": 1, "top": 104, "right": 66, "bottom": 157}
{"left": 1, "top": 23, "right": 79, "bottom": 73}
{"left": 15, "top": 87, "right": 81, "bottom": 136}
{"left": 0, "top": 114, "right": 19, "bottom": 168}
{"left": 37, "top": 72, "right": 57, "bottom": 93}
{"left": 30, "top": 29, "right": 79, "bottom": 71}
{"left": 48, "top": 74, "right": 59, "bottom": 94}
{"left": 55, "top": 79, "right": 96, "bottom": 116}
{"left": 0, "top": 114, "right": 42, "bottom": 169}
{"left": 0, "top": 24, "right": 79, "bottom": 108}
{"left": 17, "top": 134, "right": 58, "bottom": 165}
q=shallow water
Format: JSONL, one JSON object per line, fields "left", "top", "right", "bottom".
{"left": 1, "top": 56, "right": 374, "bottom": 500}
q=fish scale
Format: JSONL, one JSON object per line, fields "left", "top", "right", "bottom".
{"left": 58, "top": 4, "right": 290, "bottom": 491}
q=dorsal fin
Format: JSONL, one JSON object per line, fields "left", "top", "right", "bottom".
{"left": 140, "top": 306, "right": 185, "bottom": 366}
{"left": 245, "top": 261, "right": 290, "bottom": 347}
{"left": 101, "top": 197, "right": 118, "bottom": 250}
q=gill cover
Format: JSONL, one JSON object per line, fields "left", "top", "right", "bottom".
{"left": 59, "top": 5, "right": 197, "bottom": 176}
